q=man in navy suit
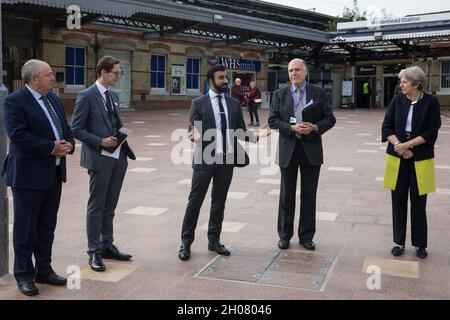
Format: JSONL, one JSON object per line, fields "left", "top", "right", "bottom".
{"left": 1, "top": 59, "right": 75, "bottom": 296}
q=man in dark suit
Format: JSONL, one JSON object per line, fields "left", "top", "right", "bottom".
{"left": 178, "top": 64, "right": 269, "bottom": 261}
{"left": 71, "top": 56, "right": 135, "bottom": 272}
{"left": 268, "top": 58, "right": 335, "bottom": 251}
{"left": 1, "top": 59, "right": 75, "bottom": 296}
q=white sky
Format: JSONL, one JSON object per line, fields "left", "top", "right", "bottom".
{"left": 261, "top": 0, "right": 450, "bottom": 18}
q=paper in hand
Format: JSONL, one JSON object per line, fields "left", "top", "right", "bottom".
{"left": 102, "top": 127, "right": 132, "bottom": 154}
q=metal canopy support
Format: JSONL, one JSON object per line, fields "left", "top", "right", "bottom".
{"left": 0, "top": 3, "right": 10, "bottom": 277}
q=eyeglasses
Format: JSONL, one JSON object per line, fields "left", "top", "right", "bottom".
{"left": 110, "top": 71, "right": 122, "bottom": 77}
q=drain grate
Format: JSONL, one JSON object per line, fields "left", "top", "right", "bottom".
{"left": 195, "top": 246, "right": 336, "bottom": 291}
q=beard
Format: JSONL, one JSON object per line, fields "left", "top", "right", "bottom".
{"left": 213, "top": 81, "right": 228, "bottom": 93}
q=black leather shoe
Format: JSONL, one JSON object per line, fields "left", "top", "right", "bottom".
{"left": 208, "top": 242, "right": 230, "bottom": 256}
{"left": 416, "top": 247, "right": 428, "bottom": 259}
{"left": 89, "top": 253, "right": 106, "bottom": 272}
{"left": 35, "top": 272, "right": 67, "bottom": 286}
{"left": 300, "top": 240, "right": 316, "bottom": 250}
{"left": 178, "top": 244, "right": 191, "bottom": 261}
{"left": 17, "top": 280, "right": 39, "bottom": 296}
{"left": 101, "top": 245, "right": 132, "bottom": 261}
{"left": 391, "top": 245, "right": 404, "bottom": 256}
{"left": 278, "top": 239, "right": 290, "bottom": 250}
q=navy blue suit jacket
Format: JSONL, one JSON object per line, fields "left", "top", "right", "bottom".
{"left": 1, "top": 87, "right": 75, "bottom": 190}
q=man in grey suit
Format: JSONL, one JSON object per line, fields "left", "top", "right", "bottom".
{"left": 71, "top": 56, "right": 135, "bottom": 272}
{"left": 268, "top": 58, "right": 335, "bottom": 251}
{"left": 178, "top": 64, "right": 270, "bottom": 261}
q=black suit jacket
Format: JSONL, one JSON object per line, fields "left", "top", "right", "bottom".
{"left": 1, "top": 87, "right": 75, "bottom": 189}
{"left": 189, "top": 93, "right": 257, "bottom": 170}
{"left": 382, "top": 93, "right": 441, "bottom": 161}
{"left": 268, "top": 84, "right": 335, "bottom": 167}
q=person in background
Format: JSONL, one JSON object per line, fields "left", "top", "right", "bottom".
{"left": 381, "top": 65, "right": 441, "bottom": 259}
{"left": 245, "top": 81, "right": 261, "bottom": 127}
{"left": 231, "top": 78, "right": 245, "bottom": 108}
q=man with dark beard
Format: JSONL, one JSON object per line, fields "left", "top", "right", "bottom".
{"left": 178, "top": 64, "right": 269, "bottom": 261}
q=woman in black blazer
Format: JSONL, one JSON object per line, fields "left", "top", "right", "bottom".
{"left": 381, "top": 65, "right": 441, "bottom": 259}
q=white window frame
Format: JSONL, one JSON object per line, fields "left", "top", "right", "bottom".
{"left": 150, "top": 54, "right": 168, "bottom": 95}
{"left": 65, "top": 46, "right": 86, "bottom": 92}
{"left": 437, "top": 57, "right": 450, "bottom": 95}
{"left": 186, "top": 57, "right": 201, "bottom": 96}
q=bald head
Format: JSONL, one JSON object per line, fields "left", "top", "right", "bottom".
{"left": 22, "top": 59, "right": 54, "bottom": 94}
{"left": 288, "top": 58, "right": 308, "bottom": 87}
{"left": 235, "top": 78, "right": 241, "bottom": 86}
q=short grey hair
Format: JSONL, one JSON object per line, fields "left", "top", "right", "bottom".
{"left": 399, "top": 66, "right": 427, "bottom": 91}
{"left": 289, "top": 58, "right": 308, "bottom": 72}
{"left": 21, "top": 59, "right": 43, "bottom": 84}
{"left": 249, "top": 81, "right": 256, "bottom": 87}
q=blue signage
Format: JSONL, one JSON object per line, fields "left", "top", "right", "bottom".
{"left": 210, "top": 56, "right": 261, "bottom": 72}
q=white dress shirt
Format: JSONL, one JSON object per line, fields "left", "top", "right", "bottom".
{"left": 208, "top": 89, "right": 230, "bottom": 154}
{"left": 25, "top": 84, "right": 61, "bottom": 165}
{"left": 96, "top": 80, "right": 113, "bottom": 112}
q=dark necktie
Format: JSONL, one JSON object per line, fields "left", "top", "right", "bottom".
{"left": 104, "top": 90, "right": 115, "bottom": 118}
{"left": 40, "top": 95, "right": 64, "bottom": 139}
{"left": 217, "top": 95, "right": 227, "bottom": 152}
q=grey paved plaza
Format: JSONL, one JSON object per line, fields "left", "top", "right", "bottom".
{"left": 1, "top": 108, "right": 450, "bottom": 300}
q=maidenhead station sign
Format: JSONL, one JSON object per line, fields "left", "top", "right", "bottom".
{"left": 209, "top": 56, "right": 261, "bottom": 72}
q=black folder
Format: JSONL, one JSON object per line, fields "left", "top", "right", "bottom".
{"left": 102, "top": 130, "right": 128, "bottom": 153}
{"left": 301, "top": 99, "right": 323, "bottom": 123}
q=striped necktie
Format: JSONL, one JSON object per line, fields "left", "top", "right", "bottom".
{"left": 41, "top": 95, "right": 64, "bottom": 139}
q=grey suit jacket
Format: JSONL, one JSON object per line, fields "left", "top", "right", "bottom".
{"left": 189, "top": 93, "right": 257, "bottom": 170}
{"left": 71, "top": 84, "right": 135, "bottom": 170}
{"left": 268, "top": 84, "right": 335, "bottom": 167}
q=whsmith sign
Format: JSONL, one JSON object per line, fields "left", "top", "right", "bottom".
{"left": 337, "top": 12, "right": 450, "bottom": 30}
{"left": 209, "top": 56, "right": 261, "bottom": 72}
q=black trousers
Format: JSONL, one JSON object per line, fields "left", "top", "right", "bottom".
{"left": 12, "top": 168, "right": 62, "bottom": 281}
{"left": 278, "top": 142, "right": 321, "bottom": 242}
{"left": 248, "top": 104, "right": 259, "bottom": 122}
{"left": 391, "top": 158, "right": 428, "bottom": 247}
{"left": 181, "top": 165, "right": 234, "bottom": 245}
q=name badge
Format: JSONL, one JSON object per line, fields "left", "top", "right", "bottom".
{"left": 290, "top": 117, "right": 297, "bottom": 124}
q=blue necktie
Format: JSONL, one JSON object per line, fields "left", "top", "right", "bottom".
{"left": 41, "top": 95, "right": 64, "bottom": 139}
{"left": 104, "top": 90, "right": 115, "bottom": 118}
{"left": 217, "top": 95, "right": 227, "bottom": 152}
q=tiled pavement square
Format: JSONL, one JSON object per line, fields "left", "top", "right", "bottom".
{"left": 123, "top": 206, "right": 168, "bottom": 216}
{"left": 81, "top": 262, "right": 139, "bottom": 282}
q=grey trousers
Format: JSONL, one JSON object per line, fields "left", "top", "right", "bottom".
{"left": 86, "top": 152, "right": 128, "bottom": 254}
